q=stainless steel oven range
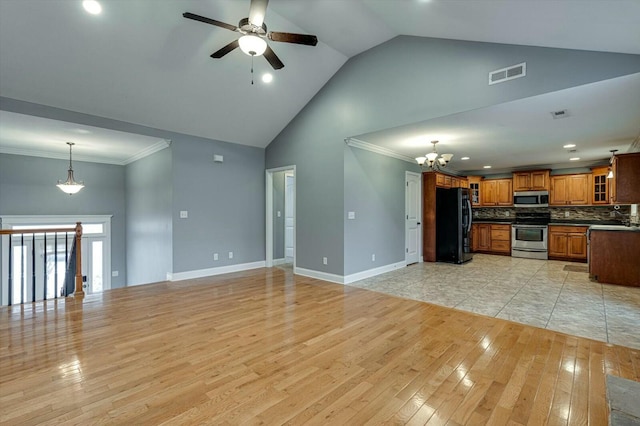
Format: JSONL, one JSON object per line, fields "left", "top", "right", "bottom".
{"left": 511, "top": 212, "right": 550, "bottom": 260}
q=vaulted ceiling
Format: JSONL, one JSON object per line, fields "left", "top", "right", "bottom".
{"left": 1, "top": 0, "right": 639, "bottom": 166}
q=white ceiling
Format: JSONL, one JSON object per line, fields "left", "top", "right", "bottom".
{"left": 1, "top": 0, "right": 639, "bottom": 166}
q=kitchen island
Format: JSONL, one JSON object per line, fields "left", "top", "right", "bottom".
{"left": 589, "top": 225, "right": 640, "bottom": 287}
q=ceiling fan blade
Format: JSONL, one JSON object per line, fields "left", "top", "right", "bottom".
{"left": 263, "top": 45, "right": 284, "bottom": 70}
{"left": 211, "top": 40, "right": 240, "bottom": 58}
{"left": 249, "top": 0, "right": 269, "bottom": 27}
{"left": 268, "top": 32, "right": 318, "bottom": 46}
{"left": 183, "top": 12, "right": 238, "bottom": 32}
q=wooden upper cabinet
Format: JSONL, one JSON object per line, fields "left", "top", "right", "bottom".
{"left": 550, "top": 174, "right": 591, "bottom": 205}
{"left": 512, "top": 170, "right": 550, "bottom": 191}
{"left": 481, "top": 179, "right": 512, "bottom": 206}
{"left": 591, "top": 166, "right": 610, "bottom": 205}
{"left": 468, "top": 176, "right": 482, "bottom": 206}
{"left": 611, "top": 153, "right": 640, "bottom": 204}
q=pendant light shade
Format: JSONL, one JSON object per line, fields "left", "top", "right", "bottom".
{"left": 57, "top": 142, "right": 84, "bottom": 195}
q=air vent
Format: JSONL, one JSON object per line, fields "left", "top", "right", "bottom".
{"left": 551, "top": 109, "right": 570, "bottom": 119}
{"left": 489, "top": 62, "right": 526, "bottom": 85}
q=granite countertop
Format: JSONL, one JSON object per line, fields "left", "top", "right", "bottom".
{"left": 550, "top": 220, "right": 622, "bottom": 226}
{"left": 473, "top": 218, "right": 514, "bottom": 224}
{"left": 589, "top": 224, "right": 640, "bottom": 232}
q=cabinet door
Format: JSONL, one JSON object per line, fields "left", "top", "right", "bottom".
{"left": 471, "top": 224, "right": 479, "bottom": 252}
{"left": 478, "top": 224, "right": 491, "bottom": 250}
{"left": 567, "top": 174, "right": 590, "bottom": 205}
{"left": 451, "top": 177, "right": 459, "bottom": 188}
{"left": 497, "top": 179, "right": 513, "bottom": 206}
{"left": 591, "top": 167, "right": 609, "bottom": 204}
{"left": 548, "top": 231, "right": 568, "bottom": 257}
{"left": 550, "top": 176, "right": 568, "bottom": 205}
{"left": 481, "top": 181, "right": 497, "bottom": 205}
{"left": 568, "top": 232, "right": 588, "bottom": 260}
{"left": 469, "top": 182, "right": 480, "bottom": 206}
{"left": 611, "top": 153, "right": 640, "bottom": 204}
{"left": 530, "top": 171, "right": 549, "bottom": 190}
{"left": 436, "top": 173, "right": 446, "bottom": 187}
{"left": 513, "top": 173, "right": 530, "bottom": 191}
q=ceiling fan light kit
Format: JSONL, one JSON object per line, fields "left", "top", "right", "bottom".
{"left": 183, "top": 0, "right": 318, "bottom": 73}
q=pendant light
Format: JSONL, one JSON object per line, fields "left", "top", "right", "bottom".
{"left": 607, "top": 149, "right": 618, "bottom": 179}
{"left": 57, "top": 142, "right": 84, "bottom": 195}
{"left": 416, "top": 141, "right": 454, "bottom": 170}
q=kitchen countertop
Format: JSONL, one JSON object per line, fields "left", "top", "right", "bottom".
{"left": 550, "top": 220, "right": 622, "bottom": 226}
{"left": 588, "top": 224, "right": 640, "bottom": 232}
{"left": 473, "top": 219, "right": 514, "bottom": 224}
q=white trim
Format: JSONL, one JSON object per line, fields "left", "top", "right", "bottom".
{"left": 345, "top": 137, "right": 416, "bottom": 164}
{"left": 265, "top": 165, "right": 296, "bottom": 270}
{"left": 0, "top": 139, "right": 171, "bottom": 166}
{"left": 294, "top": 267, "right": 344, "bottom": 284}
{"left": 294, "top": 261, "right": 406, "bottom": 285}
{"left": 170, "top": 261, "right": 266, "bottom": 282}
{"left": 343, "top": 261, "right": 407, "bottom": 284}
{"left": 272, "top": 258, "right": 287, "bottom": 266}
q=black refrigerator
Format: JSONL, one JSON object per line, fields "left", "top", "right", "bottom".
{"left": 436, "top": 187, "right": 473, "bottom": 264}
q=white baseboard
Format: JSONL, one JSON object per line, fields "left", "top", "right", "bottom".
{"left": 170, "top": 261, "right": 266, "bottom": 282}
{"left": 294, "top": 267, "right": 344, "bottom": 284}
{"left": 272, "top": 258, "right": 287, "bottom": 266}
{"left": 295, "top": 261, "right": 406, "bottom": 285}
{"left": 343, "top": 261, "right": 406, "bottom": 284}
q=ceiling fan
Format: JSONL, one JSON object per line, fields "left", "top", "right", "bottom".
{"left": 183, "top": 0, "right": 318, "bottom": 70}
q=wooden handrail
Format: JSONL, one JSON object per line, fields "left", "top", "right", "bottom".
{"left": 1, "top": 223, "right": 84, "bottom": 299}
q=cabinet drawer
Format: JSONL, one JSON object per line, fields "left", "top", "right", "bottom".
{"left": 549, "top": 226, "right": 588, "bottom": 234}
{"left": 491, "top": 241, "right": 511, "bottom": 252}
{"left": 491, "top": 229, "right": 510, "bottom": 241}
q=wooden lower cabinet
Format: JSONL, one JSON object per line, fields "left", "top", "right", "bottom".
{"left": 472, "top": 223, "right": 510, "bottom": 255}
{"left": 548, "top": 226, "right": 588, "bottom": 262}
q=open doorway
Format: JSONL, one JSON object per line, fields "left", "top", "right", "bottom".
{"left": 265, "top": 166, "right": 296, "bottom": 269}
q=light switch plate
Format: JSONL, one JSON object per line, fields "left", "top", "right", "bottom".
{"left": 348, "top": 211, "right": 355, "bottom": 219}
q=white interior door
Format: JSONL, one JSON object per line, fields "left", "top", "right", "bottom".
{"left": 284, "top": 172, "right": 295, "bottom": 262}
{"left": 81, "top": 236, "right": 105, "bottom": 294}
{"left": 405, "top": 172, "right": 421, "bottom": 265}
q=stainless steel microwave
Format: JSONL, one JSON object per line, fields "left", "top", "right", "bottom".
{"left": 513, "top": 191, "right": 549, "bottom": 207}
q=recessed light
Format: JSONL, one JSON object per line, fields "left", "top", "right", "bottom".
{"left": 563, "top": 144, "right": 576, "bottom": 148}
{"left": 461, "top": 157, "right": 470, "bottom": 160}
{"left": 261, "top": 73, "right": 273, "bottom": 83}
{"left": 570, "top": 157, "right": 580, "bottom": 161}
{"left": 82, "top": 0, "right": 102, "bottom": 15}
{"left": 483, "top": 165, "right": 492, "bottom": 169}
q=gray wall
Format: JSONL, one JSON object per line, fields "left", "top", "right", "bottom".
{"left": 125, "top": 147, "right": 172, "bottom": 285}
{"left": 0, "top": 153, "right": 127, "bottom": 288}
{"left": 344, "top": 147, "right": 421, "bottom": 275}
{"left": 171, "top": 136, "right": 265, "bottom": 273}
{"left": 272, "top": 170, "right": 285, "bottom": 260}
{"left": 2, "top": 97, "right": 266, "bottom": 282}
{"left": 267, "top": 35, "right": 640, "bottom": 276}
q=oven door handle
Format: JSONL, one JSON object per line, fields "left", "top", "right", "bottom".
{"left": 512, "top": 247, "right": 547, "bottom": 253}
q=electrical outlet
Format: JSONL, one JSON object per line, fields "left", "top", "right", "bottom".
{"left": 565, "top": 211, "right": 570, "bottom": 218}
{"left": 610, "top": 211, "right": 616, "bottom": 217}
{"left": 322, "top": 257, "right": 327, "bottom": 265}
{"left": 214, "top": 253, "right": 218, "bottom": 261}
{"left": 277, "top": 211, "right": 281, "bottom": 217}
{"left": 180, "top": 210, "right": 188, "bottom": 219}
{"left": 372, "top": 254, "right": 375, "bottom": 262}
{"left": 228, "top": 251, "right": 233, "bottom": 259}
{"left": 111, "top": 271, "right": 119, "bottom": 277}
{"left": 505, "top": 211, "right": 510, "bottom": 217}
{"left": 348, "top": 211, "right": 356, "bottom": 220}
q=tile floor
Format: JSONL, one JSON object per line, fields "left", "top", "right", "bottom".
{"left": 348, "top": 254, "right": 640, "bottom": 349}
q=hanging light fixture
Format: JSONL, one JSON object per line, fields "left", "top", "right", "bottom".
{"left": 57, "top": 142, "right": 84, "bottom": 195}
{"left": 238, "top": 35, "right": 267, "bottom": 57}
{"left": 607, "top": 149, "right": 618, "bottom": 179}
{"left": 416, "top": 141, "right": 454, "bottom": 170}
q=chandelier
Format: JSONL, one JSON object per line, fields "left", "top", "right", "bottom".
{"left": 56, "top": 142, "right": 84, "bottom": 195}
{"left": 416, "top": 141, "right": 453, "bottom": 170}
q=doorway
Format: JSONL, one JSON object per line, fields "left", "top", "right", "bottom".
{"left": 265, "top": 166, "right": 296, "bottom": 269}
{"left": 405, "top": 171, "right": 422, "bottom": 265}
{"left": 1, "top": 215, "right": 112, "bottom": 304}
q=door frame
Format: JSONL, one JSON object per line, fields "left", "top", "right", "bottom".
{"left": 405, "top": 171, "right": 423, "bottom": 264}
{"left": 265, "top": 166, "right": 296, "bottom": 269}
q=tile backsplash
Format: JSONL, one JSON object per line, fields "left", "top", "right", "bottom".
{"left": 473, "top": 206, "right": 631, "bottom": 223}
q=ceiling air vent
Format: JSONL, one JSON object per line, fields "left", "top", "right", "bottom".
{"left": 489, "top": 62, "right": 526, "bottom": 85}
{"left": 550, "top": 109, "right": 570, "bottom": 119}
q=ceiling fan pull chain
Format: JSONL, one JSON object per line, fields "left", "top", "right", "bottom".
{"left": 251, "top": 55, "right": 254, "bottom": 85}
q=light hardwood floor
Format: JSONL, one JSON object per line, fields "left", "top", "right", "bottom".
{"left": 1, "top": 267, "right": 639, "bottom": 425}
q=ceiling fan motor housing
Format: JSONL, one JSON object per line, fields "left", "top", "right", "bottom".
{"left": 239, "top": 17, "right": 267, "bottom": 36}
